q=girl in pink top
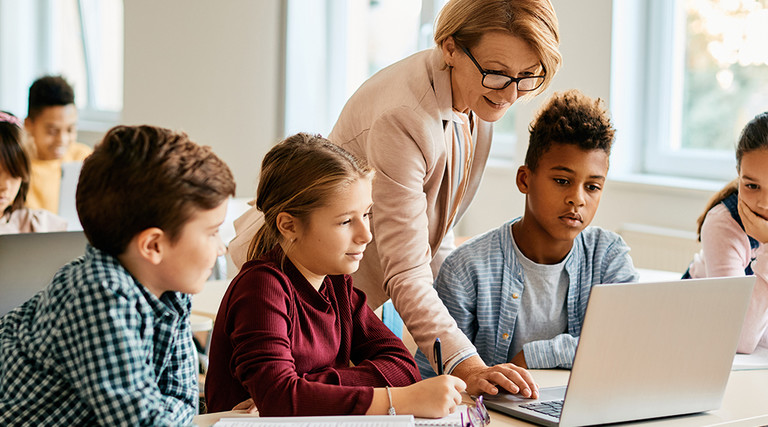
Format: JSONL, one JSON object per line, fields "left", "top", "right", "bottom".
{"left": 205, "top": 133, "right": 465, "bottom": 417}
{"left": 686, "top": 112, "right": 768, "bottom": 353}
{"left": 0, "top": 111, "right": 66, "bottom": 234}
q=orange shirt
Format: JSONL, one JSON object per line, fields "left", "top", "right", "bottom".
{"left": 26, "top": 142, "right": 92, "bottom": 214}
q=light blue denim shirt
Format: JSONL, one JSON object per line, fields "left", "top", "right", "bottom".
{"left": 416, "top": 218, "right": 639, "bottom": 376}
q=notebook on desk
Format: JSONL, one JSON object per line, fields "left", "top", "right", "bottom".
{"left": 214, "top": 415, "right": 415, "bottom": 426}
{"left": 483, "top": 276, "right": 756, "bottom": 427}
{"left": 0, "top": 231, "right": 88, "bottom": 316}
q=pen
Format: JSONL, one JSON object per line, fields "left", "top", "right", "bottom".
{"left": 434, "top": 337, "right": 444, "bottom": 375}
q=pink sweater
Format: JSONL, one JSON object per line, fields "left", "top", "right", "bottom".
{"left": 688, "top": 203, "right": 768, "bottom": 353}
{"left": 205, "top": 248, "right": 420, "bottom": 415}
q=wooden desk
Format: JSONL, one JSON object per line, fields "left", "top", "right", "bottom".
{"left": 193, "top": 369, "right": 768, "bottom": 426}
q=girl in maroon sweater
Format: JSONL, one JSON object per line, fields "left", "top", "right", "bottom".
{"left": 205, "top": 133, "right": 465, "bottom": 417}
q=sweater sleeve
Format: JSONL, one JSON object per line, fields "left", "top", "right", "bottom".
{"left": 700, "top": 206, "right": 753, "bottom": 277}
{"left": 227, "top": 269, "right": 374, "bottom": 416}
{"left": 739, "top": 246, "right": 768, "bottom": 353}
{"left": 433, "top": 250, "right": 482, "bottom": 373}
{"left": 700, "top": 206, "right": 768, "bottom": 353}
{"left": 339, "top": 282, "right": 421, "bottom": 386}
{"left": 295, "top": 279, "right": 421, "bottom": 387}
{"left": 365, "top": 108, "right": 474, "bottom": 372}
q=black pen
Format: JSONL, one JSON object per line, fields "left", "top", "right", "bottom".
{"left": 434, "top": 337, "right": 444, "bottom": 375}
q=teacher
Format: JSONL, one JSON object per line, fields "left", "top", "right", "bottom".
{"left": 230, "top": 0, "right": 561, "bottom": 396}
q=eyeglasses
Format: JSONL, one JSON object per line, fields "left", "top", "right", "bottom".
{"left": 460, "top": 395, "right": 491, "bottom": 427}
{"left": 460, "top": 45, "right": 546, "bottom": 92}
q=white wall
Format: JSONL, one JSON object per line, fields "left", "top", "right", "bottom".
{"left": 122, "top": 1, "right": 284, "bottom": 198}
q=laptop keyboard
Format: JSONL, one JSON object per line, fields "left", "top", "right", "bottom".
{"left": 520, "top": 400, "right": 563, "bottom": 418}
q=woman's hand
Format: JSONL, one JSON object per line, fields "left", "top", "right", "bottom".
{"left": 393, "top": 375, "right": 467, "bottom": 418}
{"left": 451, "top": 355, "right": 539, "bottom": 398}
{"left": 738, "top": 198, "right": 768, "bottom": 244}
{"left": 231, "top": 398, "right": 259, "bottom": 414}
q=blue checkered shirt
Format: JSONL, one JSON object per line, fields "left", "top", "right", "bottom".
{"left": 416, "top": 218, "right": 639, "bottom": 375}
{"left": 0, "top": 245, "right": 198, "bottom": 426}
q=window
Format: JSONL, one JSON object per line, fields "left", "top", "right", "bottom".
{"left": 0, "top": 0, "right": 123, "bottom": 130}
{"left": 612, "top": 0, "right": 768, "bottom": 181}
{"left": 284, "top": 0, "right": 517, "bottom": 160}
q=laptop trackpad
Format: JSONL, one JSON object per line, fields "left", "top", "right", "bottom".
{"left": 486, "top": 385, "right": 566, "bottom": 404}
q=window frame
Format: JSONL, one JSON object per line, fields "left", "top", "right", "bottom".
{"left": 283, "top": 0, "right": 518, "bottom": 160}
{"left": 0, "top": 0, "right": 122, "bottom": 132}
{"left": 611, "top": 0, "right": 739, "bottom": 183}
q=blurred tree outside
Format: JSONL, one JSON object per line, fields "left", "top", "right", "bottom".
{"left": 681, "top": 0, "right": 768, "bottom": 151}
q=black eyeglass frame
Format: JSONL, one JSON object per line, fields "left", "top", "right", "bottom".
{"left": 460, "top": 45, "right": 546, "bottom": 92}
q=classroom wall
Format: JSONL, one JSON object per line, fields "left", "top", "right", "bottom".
{"left": 121, "top": 0, "right": 715, "bottom": 272}
{"left": 122, "top": 1, "right": 284, "bottom": 199}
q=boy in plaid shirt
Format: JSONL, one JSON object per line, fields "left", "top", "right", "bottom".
{"left": 0, "top": 125, "right": 235, "bottom": 426}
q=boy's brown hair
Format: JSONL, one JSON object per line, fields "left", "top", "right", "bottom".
{"left": 76, "top": 125, "right": 235, "bottom": 256}
{"left": 525, "top": 89, "right": 615, "bottom": 171}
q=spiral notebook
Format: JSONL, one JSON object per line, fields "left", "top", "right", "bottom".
{"left": 212, "top": 407, "right": 468, "bottom": 427}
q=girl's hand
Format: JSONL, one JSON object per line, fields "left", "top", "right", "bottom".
{"left": 394, "top": 375, "right": 466, "bottom": 418}
{"left": 738, "top": 198, "right": 768, "bottom": 244}
{"left": 231, "top": 398, "right": 259, "bottom": 414}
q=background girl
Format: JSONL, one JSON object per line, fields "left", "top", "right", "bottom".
{"left": 205, "top": 133, "right": 465, "bottom": 417}
{"left": 685, "top": 111, "right": 768, "bottom": 353}
{"left": 0, "top": 111, "right": 66, "bottom": 234}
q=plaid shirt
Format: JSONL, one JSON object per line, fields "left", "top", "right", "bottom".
{"left": 0, "top": 245, "right": 198, "bottom": 426}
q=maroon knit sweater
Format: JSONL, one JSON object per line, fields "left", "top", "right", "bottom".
{"left": 205, "top": 247, "right": 421, "bottom": 415}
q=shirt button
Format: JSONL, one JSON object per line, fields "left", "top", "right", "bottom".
{"left": 512, "top": 293, "right": 519, "bottom": 299}
{"left": 502, "top": 333, "right": 509, "bottom": 339}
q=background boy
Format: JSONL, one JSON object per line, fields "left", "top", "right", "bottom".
{"left": 417, "top": 90, "right": 638, "bottom": 376}
{"left": 0, "top": 125, "right": 235, "bottom": 425}
{"left": 24, "top": 75, "right": 92, "bottom": 213}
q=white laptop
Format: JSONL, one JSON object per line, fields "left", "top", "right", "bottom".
{"left": 59, "top": 161, "right": 83, "bottom": 231}
{"left": 483, "top": 276, "right": 756, "bottom": 427}
{"left": 0, "top": 231, "right": 88, "bottom": 316}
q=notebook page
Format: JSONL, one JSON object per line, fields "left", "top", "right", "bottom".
{"left": 413, "top": 405, "right": 466, "bottom": 427}
{"left": 213, "top": 415, "right": 415, "bottom": 427}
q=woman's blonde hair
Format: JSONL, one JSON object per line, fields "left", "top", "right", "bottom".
{"left": 247, "top": 133, "right": 374, "bottom": 261}
{"left": 433, "top": 0, "right": 562, "bottom": 99}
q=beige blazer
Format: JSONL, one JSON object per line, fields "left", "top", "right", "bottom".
{"left": 230, "top": 48, "right": 493, "bottom": 369}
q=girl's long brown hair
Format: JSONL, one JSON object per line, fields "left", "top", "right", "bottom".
{"left": 247, "top": 133, "right": 373, "bottom": 261}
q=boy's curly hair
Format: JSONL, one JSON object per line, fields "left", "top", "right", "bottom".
{"left": 525, "top": 89, "right": 615, "bottom": 171}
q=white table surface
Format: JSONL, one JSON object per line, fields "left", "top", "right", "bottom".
{"left": 193, "top": 369, "right": 768, "bottom": 426}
